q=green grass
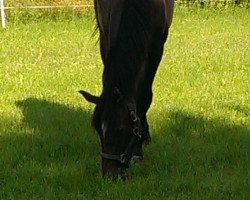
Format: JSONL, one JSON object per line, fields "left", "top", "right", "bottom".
{"left": 0, "top": 6, "right": 250, "bottom": 199}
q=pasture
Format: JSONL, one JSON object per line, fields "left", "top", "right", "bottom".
{"left": 0, "top": 6, "right": 249, "bottom": 199}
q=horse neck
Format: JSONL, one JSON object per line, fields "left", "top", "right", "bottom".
{"left": 100, "top": 0, "right": 151, "bottom": 102}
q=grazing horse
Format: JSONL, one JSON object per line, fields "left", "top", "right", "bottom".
{"left": 80, "top": 0, "right": 174, "bottom": 179}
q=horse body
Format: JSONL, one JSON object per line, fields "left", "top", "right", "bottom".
{"left": 80, "top": 0, "right": 174, "bottom": 178}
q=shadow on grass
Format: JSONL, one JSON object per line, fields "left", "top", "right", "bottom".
{"left": 0, "top": 97, "right": 103, "bottom": 198}
{"left": 15, "top": 97, "right": 100, "bottom": 165}
{"left": 137, "top": 110, "right": 250, "bottom": 198}
{"left": 1, "top": 98, "right": 249, "bottom": 198}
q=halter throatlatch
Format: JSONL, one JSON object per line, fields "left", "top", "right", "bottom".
{"left": 101, "top": 104, "right": 142, "bottom": 164}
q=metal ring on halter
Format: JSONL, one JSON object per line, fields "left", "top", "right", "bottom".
{"left": 133, "top": 127, "right": 141, "bottom": 139}
{"left": 130, "top": 110, "right": 138, "bottom": 122}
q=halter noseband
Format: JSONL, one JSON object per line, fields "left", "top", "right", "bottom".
{"left": 101, "top": 105, "right": 142, "bottom": 164}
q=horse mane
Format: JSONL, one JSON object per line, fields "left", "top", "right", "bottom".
{"left": 102, "top": 0, "right": 152, "bottom": 96}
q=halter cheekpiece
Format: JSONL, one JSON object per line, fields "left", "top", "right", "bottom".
{"left": 101, "top": 104, "right": 142, "bottom": 164}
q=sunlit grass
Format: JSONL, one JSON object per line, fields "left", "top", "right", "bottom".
{"left": 0, "top": 6, "right": 249, "bottom": 199}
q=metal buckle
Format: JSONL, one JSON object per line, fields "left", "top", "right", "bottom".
{"left": 133, "top": 127, "right": 141, "bottom": 140}
{"left": 130, "top": 111, "right": 137, "bottom": 122}
{"left": 120, "top": 154, "right": 127, "bottom": 164}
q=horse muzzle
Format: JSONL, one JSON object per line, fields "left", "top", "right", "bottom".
{"left": 102, "top": 158, "right": 129, "bottom": 180}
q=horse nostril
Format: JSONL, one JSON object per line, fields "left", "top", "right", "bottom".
{"left": 102, "top": 160, "right": 129, "bottom": 180}
{"left": 118, "top": 168, "right": 128, "bottom": 180}
{"left": 102, "top": 168, "right": 128, "bottom": 180}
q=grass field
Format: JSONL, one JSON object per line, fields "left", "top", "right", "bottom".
{"left": 0, "top": 6, "right": 249, "bottom": 199}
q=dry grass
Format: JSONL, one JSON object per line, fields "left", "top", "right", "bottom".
{"left": 5, "top": 0, "right": 249, "bottom": 7}
{"left": 6, "top": 0, "right": 92, "bottom": 7}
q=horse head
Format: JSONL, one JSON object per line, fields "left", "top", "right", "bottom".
{"left": 79, "top": 88, "right": 143, "bottom": 179}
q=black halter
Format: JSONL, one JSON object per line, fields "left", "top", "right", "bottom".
{"left": 101, "top": 105, "right": 142, "bottom": 164}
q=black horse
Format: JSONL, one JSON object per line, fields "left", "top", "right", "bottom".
{"left": 80, "top": 0, "right": 174, "bottom": 179}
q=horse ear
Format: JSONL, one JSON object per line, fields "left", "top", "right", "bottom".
{"left": 79, "top": 90, "right": 99, "bottom": 104}
{"left": 113, "top": 87, "right": 123, "bottom": 103}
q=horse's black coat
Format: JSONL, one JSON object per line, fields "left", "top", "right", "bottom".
{"left": 80, "top": 0, "right": 174, "bottom": 178}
